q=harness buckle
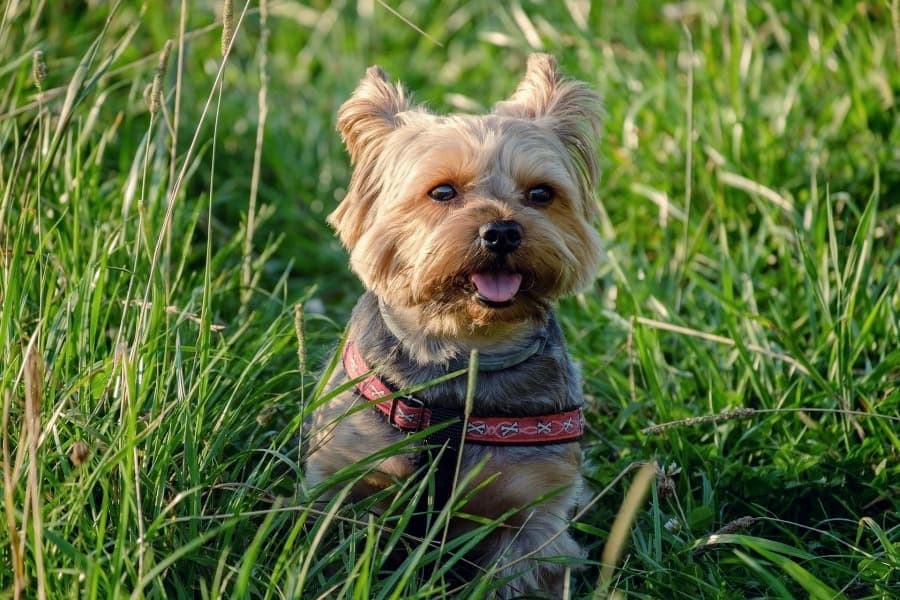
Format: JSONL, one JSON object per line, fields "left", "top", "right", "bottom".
{"left": 389, "top": 394, "right": 426, "bottom": 431}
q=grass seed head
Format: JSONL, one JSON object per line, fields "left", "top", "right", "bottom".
{"left": 222, "top": 0, "right": 235, "bottom": 56}
{"left": 655, "top": 461, "right": 681, "bottom": 499}
{"left": 256, "top": 405, "right": 276, "bottom": 427}
{"left": 712, "top": 516, "right": 757, "bottom": 535}
{"left": 664, "top": 517, "right": 682, "bottom": 533}
{"left": 294, "top": 302, "right": 306, "bottom": 373}
{"left": 149, "top": 40, "right": 173, "bottom": 115}
{"left": 24, "top": 344, "right": 44, "bottom": 427}
{"left": 32, "top": 50, "right": 48, "bottom": 90}
{"left": 643, "top": 407, "right": 756, "bottom": 435}
{"left": 69, "top": 440, "right": 90, "bottom": 466}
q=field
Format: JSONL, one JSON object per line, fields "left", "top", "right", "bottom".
{"left": 1, "top": 0, "right": 898, "bottom": 597}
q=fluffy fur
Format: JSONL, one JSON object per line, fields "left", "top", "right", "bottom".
{"left": 306, "top": 54, "right": 603, "bottom": 597}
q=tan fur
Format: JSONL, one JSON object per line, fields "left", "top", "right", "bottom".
{"left": 310, "top": 54, "right": 603, "bottom": 597}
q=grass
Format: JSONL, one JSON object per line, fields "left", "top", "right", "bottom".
{"left": 1, "top": 0, "right": 898, "bottom": 597}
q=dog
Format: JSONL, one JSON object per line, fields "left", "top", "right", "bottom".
{"left": 305, "top": 53, "right": 602, "bottom": 597}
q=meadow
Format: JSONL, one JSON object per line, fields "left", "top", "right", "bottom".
{"left": 1, "top": 0, "right": 898, "bottom": 597}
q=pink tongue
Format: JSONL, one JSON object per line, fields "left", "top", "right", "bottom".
{"left": 470, "top": 272, "right": 523, "bottom": 303}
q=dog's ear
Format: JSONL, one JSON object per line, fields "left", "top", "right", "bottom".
{"left": 330, "top": 66, "right": 410, "bottom": 249}
{"left": 337, "top": 66, "right": 409, "bottom": 165}
{"left": 494, "top": 54, "right": 603, "bottom": 193}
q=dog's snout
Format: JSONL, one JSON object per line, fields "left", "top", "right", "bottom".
{"left": 479, "top": 220, "right": 523, "bottom": 254}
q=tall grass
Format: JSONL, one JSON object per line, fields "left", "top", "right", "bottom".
{"left": 1, "top": 0, "right": 898, "bottom": 598}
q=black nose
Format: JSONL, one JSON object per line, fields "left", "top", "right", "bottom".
{"left": 479, "top": 220, "right": 522, "bottom": 255}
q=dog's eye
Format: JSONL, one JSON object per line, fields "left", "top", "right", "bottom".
{"left": 526, "top": 185, "right": 554, "bottom": 206}
{"left": 428, "top": 184, "right": 457, "bottom": 202}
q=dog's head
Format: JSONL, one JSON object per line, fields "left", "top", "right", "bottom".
{"left": 330, "top": 54, "right": 603, "bottom": 337}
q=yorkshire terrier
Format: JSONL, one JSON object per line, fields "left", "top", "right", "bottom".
{"left": 306, "top": 53, "right": 602, "bottom": 597}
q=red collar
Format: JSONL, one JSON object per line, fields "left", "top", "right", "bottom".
{"left": 342, "top": 340, "right": 584, "bottom": 444}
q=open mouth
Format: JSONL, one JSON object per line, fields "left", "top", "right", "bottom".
{"left": 470, "top": 271, "right": 523, "bottom": 308}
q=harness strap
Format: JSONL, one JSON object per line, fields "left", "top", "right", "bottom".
{"left": 412, "top": 407, "right": 465, "bottom": 537}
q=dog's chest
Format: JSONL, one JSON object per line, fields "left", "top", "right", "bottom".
{"left": 355, "top": 440, "right": 582, "bottom": 520}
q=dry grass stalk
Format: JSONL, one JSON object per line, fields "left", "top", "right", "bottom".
{"left": 127, "top": 299, "right": 225, "bottom": 331}
{"left": 241, "top": 0, "right": 269, "bottom": 305}
{"left": 718, "top": 170, "right": 793, "bottom": 212}
{"left": 643, "top": 408, "right": 756, "bottom": 435}
{"left": 2, "top": 388, "right": 25, "bottom": 599}
{"left": 595, "top": 462, "right": 656, "bottom": 598}
{"left": 375, "top": 0, "right": 442, "bottom": 47}
{"left": 168, "top": 0, "right": 188, "bottom": 197}
{"left": 635, "top": 316, "right": 809, "bottom": 375}
{"left": 441, "top": 349, "right": 478, "bottom": 552}
{"left": 679, "top": 22, "right": 694, "bottom": 287}
{"left": 23, "top": 343, "right": 47, "bottom": 600}
{"left": 892, "top": 0, "right": 900, "bottom": 65}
